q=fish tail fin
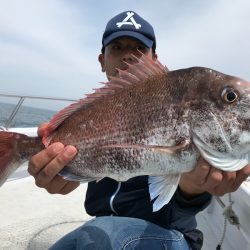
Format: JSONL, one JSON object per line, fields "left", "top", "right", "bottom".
{"left": 0, "top": 131, "right": 43, "bottom": 187}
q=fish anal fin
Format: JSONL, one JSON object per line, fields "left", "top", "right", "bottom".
{"left": 148, "top": 174, "right": 181, "bottom": 212}
{"left": 58, "top": 169, "right": 101, "bottom": 183}
{"left": 153, "top": 139, "right": 190, "bottom": 154}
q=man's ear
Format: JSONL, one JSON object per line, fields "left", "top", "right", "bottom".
{"left": 98, "top": 54, "right": 105, "bottom": 72}
{"left": 153, "top": 52, "right": 158, "bottom": 61}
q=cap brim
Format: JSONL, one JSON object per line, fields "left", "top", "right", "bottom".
{"left": 103, "top": 30, "right": 153, "bottom": 48}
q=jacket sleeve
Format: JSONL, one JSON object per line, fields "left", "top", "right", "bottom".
{"left": 168, "top": 187, "right": 212, "bottom": 232}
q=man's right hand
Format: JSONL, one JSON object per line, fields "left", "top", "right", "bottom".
{"left": 28, "top": 124, "right": 80, "bottom": 194}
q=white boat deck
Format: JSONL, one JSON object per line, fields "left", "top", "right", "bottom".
{"left": 0, "top": 171, "right": 91, "bottom": 250}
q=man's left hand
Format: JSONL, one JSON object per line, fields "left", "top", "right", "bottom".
{"left": 179, "top": 157, "right": 250, "bottom": 198}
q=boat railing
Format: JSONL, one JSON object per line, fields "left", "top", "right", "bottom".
{"left": 0, "top": 92, "right": 77, "bottom": 129}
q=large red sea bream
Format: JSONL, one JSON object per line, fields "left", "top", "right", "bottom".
{"left": 1, "top": 53, "right": 250, "bottom": 211}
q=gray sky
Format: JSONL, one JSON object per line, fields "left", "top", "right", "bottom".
{"left": 0, "top": 0, "right": 250, "bottom": 110}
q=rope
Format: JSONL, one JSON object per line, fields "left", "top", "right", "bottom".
{"left": 216, "top": 215, "right": 227, "bottom": 250}
{"left": 216, "top": 193, "right": 240, "bottom": 250}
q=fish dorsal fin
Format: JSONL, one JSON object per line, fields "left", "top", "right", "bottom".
{"left": 43, "top": 53, "right": 167, "bottom": 146}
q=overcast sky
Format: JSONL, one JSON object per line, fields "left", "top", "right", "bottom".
{"left": 0, "top": 0, "right": 250, "bottom": 110}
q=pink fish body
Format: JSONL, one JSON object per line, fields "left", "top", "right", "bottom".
{"left": 1, "top": 54, "right": 250, "bottom": 211}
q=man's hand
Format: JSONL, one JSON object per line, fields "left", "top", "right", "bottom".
{"left": 179, "top": 157, "right": 250, "bottom": 198}
{"left": 28, "top": 124, "right": 80, "bottom": 194}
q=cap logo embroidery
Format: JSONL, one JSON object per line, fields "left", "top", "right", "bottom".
{"left": 116, "top": 12, "right": 141, "bottom": 29}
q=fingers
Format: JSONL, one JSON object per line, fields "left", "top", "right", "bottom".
{"left": 204, "top": 167, "right": 223, "bottom": 191}
{"left": 231, "top": 164, "right": 250, "bottom": 191}
{"left": 58, "top": 181, "right": 80, "bottom": 195}
{"left": 179, "top": 157, "right": 212, "bottom": 197}
{"left": 235, "top": 164, "right": 250, "bottom": 182}
{"left": 46, "top": 175, "right": 80, "bottom": 195}
{"left": 180, "top": 158, "right": 250, "bottom": 198}
{"left": 207, "top": 169, "right": 235, "bottom": 196}
{"left": 28, "top": 142, "right": 64, "bottom": 176}
{"left": 28, "top": 142, "right": 79, "bottom": 194}
{"left": 37, "top": 122, "right": 49, "bottom": 137}
{"left": 35, "top": 145, "right": 77, "bottom": 187}
{"left": 192, "top": 158, "right": 211, "bottom": 185}
{"left": 197, "top": 162, "right": 250, "bottom": 196}
{"left": 37, "top": 146, "right": 76, "bottom": 187}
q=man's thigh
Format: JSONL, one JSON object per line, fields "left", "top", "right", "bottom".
{"left": 50, "top": 216, "right": 190, "bottom": 250}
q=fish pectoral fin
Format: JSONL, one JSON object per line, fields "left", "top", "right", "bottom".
{"left": 148, "top": 174, "right": 181, "bottom": 212}
{"left": 102, "top": 139, "right": 190, "bottom": 154}
{"left": 152, "top": 139, "right": 190, "bottom": 154}
{"left": 58, "top": 169, "right": 101, "bottom": 183}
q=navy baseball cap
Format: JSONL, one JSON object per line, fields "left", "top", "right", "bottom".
{"left": 102, "top": 11, "right": 156, "bottom": 52}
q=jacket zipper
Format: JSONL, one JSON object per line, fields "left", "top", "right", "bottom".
{"left": 109, "top": 181, "right": 121, "bottom": 215}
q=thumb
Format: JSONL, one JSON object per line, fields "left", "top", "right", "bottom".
{"left": 37, "top": 122, "right": 49, "bottom": 137}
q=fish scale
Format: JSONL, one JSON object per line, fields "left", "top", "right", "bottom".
{"left": 1, "top": 53, "right": 250, "bottom": 212}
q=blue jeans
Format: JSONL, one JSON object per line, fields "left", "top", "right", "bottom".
{"left": 50, "top": 216, "right": 190, "bottom": 250}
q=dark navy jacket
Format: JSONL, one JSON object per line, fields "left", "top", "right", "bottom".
{"left": 84, "top": 176, "right": 212, "bottom": 249}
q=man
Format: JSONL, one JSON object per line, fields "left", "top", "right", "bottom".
{"left": 28, "top": 11, "right": 250, "bottom": 250}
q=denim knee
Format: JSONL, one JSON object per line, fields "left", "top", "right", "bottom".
{"left": 121, "top": 230, "right": 190, "bottom": 250}
{"left": 50, "top": 217, "right": 190, "bottom": 250}
{"left": 87, "top": 216, "right": 190, "bottom": 250}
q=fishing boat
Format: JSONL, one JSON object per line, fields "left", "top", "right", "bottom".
{"left": 0, "top": 93, "right": 249, "bottom": 250}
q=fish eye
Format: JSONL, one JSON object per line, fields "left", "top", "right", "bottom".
{"left": 221, "top": 88, "right": 238, "bottom": 103}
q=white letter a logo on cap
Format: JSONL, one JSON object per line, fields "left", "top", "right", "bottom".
{"left": 116, "top": 12, "right": 141, "bottom": 29}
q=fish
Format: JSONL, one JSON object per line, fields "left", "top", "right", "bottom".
{"left": 1, "top": 53, "right": 250, "bottom": 212}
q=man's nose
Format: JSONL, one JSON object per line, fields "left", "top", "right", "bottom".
{"left": 121, "top": 53, "right": 138, "bottom": 64}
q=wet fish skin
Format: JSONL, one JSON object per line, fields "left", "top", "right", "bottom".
{"left": 0, "top": 54, "right": 250, "bottom": 211}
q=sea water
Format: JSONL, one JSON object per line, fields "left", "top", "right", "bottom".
{"left": 0, "top": 102, "right": 56, "bottom": 128}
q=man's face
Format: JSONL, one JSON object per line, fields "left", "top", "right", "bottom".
{"left": 99, "top": 37, "right": 157, "bottom": 79}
